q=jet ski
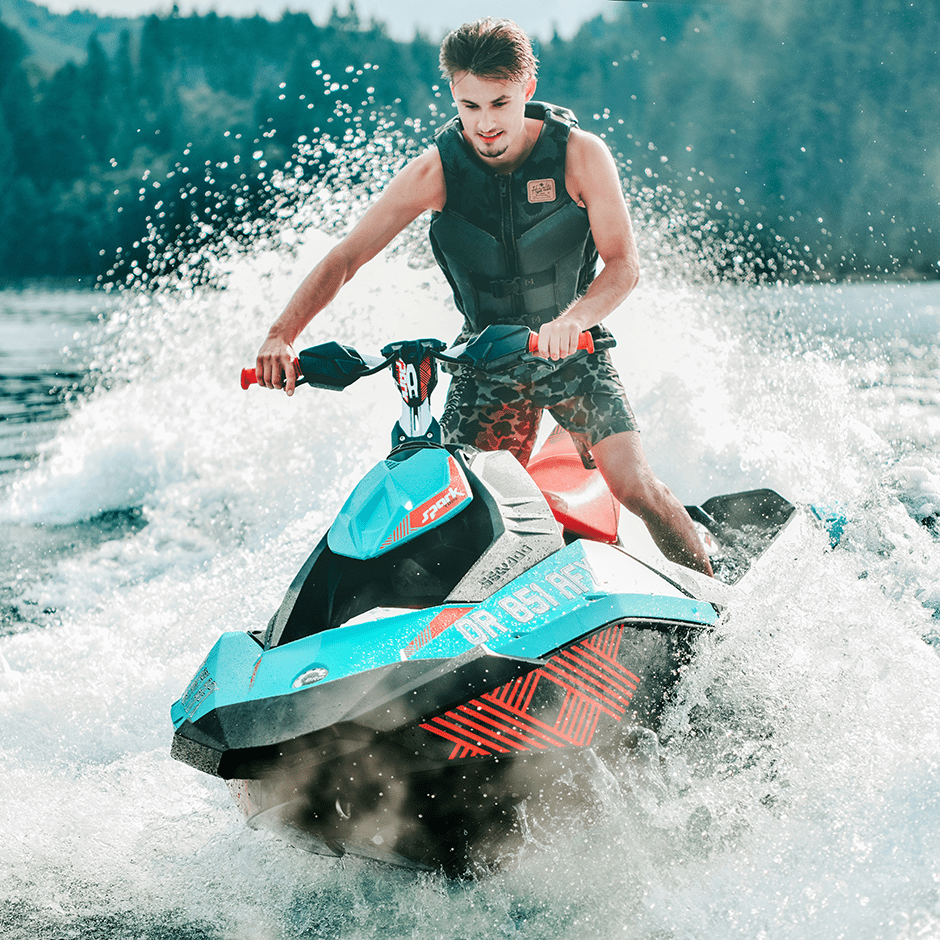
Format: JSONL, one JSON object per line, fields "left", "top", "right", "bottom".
{"left": 170, "top": 325, "right": 799, "bottom": 874}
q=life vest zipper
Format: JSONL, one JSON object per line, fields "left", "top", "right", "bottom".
{"left": 498, "top": 175, "right": 520, "bottom": 318}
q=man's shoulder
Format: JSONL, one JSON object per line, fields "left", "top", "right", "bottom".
{"left": 567, "top": 126, "right": 609, "bottom": 156}
{"left": 407, "top": 145, "right": 445, "bottom": 172}
{"left": 387, "top": 146, "right": 446, "bottom": 213}
{"left": 390, "top": 146, "right": 445, "bottom": 191}
{"left": 563, "top": 128, "right": 622, "bottom": 208}
{"left": 566, "top": 128, "right": 615, "bottom": 173}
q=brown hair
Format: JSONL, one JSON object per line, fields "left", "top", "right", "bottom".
{"left": 439, "top": 18, "right": 538, "bottom": 83}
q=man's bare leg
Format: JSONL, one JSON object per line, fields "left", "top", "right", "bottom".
{"left": 591, "top": 431, "right": 714, "bottom": 577}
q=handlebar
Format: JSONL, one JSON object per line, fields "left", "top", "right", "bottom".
{"left": 241, "top": 326, "right": 594, "bottom": 390}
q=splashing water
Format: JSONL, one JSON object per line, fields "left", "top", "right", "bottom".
{"left": 2, "top": 99, "right": 940, "bottom": 940}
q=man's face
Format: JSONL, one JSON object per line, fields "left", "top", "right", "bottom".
{"left": 450, "top": 71, "right": 536, "bottom": 168}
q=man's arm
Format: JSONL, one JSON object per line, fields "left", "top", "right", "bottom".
{"left": 535, "top": 128, "right": 640, "bottom": 360}
{"left": 256, "top": 148, "right": 446, "bottom": 394}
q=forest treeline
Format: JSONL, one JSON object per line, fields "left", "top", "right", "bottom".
{"left": 0, "top": 0, "right": 937, "bottom": 283}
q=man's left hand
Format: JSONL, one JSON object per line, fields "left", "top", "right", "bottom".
{"left": 535, "top": 317, "right": 589, "bottom": 360}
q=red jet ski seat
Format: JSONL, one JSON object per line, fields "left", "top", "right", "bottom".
{"left": 526, "top": 427, "right": 620, "bottom": 544}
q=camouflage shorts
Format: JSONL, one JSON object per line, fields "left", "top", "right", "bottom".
{"left": 440, "top": 350, "right": 638, "bottom": 468}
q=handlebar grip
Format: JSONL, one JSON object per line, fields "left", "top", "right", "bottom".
{"left": 526, "top": 330, "right": 594, "bottom": 356}
{"left": 240, "top": 359, "right": 301, "bottom": 390}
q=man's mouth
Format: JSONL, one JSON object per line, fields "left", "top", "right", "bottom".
{"left": 479, "top": 131, "right": 502, "bottom": 144}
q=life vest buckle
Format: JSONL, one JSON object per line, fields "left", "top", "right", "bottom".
{"left": 475, "top": 270, "right": 551, "bottom": 299}
{"left": 489, "top": 277, "right": 523, "bottom": 299}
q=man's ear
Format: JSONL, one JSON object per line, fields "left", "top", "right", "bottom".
{"left": 524, "top": 75, "right": 537, "bottom": 101}
{"left": 449, "top": 71, "right": 466, "bottom": 103}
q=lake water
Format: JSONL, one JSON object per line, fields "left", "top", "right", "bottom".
{"left": 1, "top": 231, "right": 939, "bottom": 936}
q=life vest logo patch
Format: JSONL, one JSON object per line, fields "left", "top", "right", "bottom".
{"left": 527, "top": 179, "right": 556, "bottom": 203}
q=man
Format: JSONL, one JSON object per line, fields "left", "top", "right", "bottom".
{"left": 255, "top": 18, "right": 713, "bottom": 576}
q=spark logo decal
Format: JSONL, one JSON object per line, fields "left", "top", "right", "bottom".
{"left": 407, "top": 458, "right": 470, "bottom": 530}
{"left": 420, "top": 624, "right": 639, "bottom": 759}
{"left": 421, "top": 485, "right": 463, "bottom": 524}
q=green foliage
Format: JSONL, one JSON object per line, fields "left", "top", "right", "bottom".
{"left": 0, "top": 0, "right": 936, "bottom": 281}
{"left": 556, "top": 0, "right": 940, "bottom": 279}
{"left": 0, "top": 8, "right": 441, "bottom": 279}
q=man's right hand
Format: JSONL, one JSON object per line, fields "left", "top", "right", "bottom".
{"left": 256, "top": 335, "right": 298, "bottom": 395}
{"left": 250, "top": 147, "right": 445, "bottom": 398}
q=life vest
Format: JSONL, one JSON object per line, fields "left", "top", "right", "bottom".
{"left": 429, "top": 101, "right": 613, "bottom": 345}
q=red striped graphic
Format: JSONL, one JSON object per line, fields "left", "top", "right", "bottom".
{"left": 400, "top": 607, "right": 474, "bottom": 660}
{"left": 419, "top": 356, "right": 434, "bottom": 397}
{"left": 420, "top": 622, "right": 640, "bottom": 758}
{"left": 380, "top": 515, "right": 411, "bottom": 551}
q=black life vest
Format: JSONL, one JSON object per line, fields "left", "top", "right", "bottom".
{"left": 429, "top": 101, "right": 614, "bottom": 346}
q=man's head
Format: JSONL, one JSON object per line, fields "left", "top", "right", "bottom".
{"left": 439, "top": 18, "right": 538, "bottom": 84}
{"left": 441, "top": 19, "right": 539, "bottom": 168}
